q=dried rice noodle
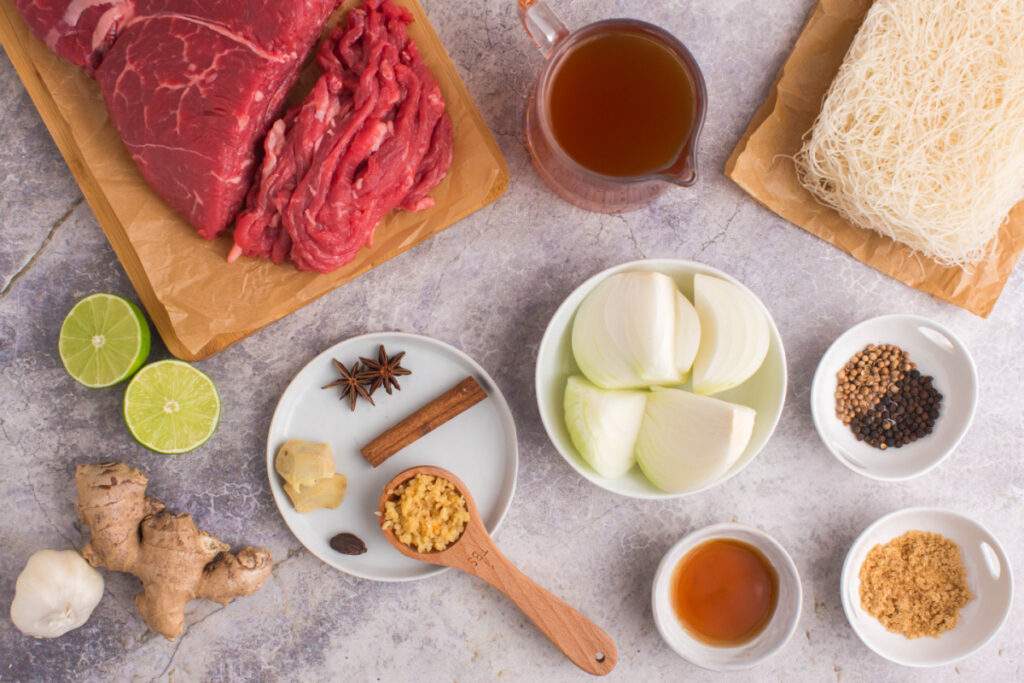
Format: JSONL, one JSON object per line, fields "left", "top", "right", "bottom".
{"left": 795, "top": 0, "right": 1024, "bottom": 267}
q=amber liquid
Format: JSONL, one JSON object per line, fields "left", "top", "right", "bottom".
{"left": 671, "top": 539, "right": 778, "bottom": 646}
{"left": 547, "top": 29, "right": 696, "bottom": 177}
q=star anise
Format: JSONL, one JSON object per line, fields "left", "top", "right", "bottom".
{"left": 358, "top": 345, "right": 412, "bottom": 396}
{"left": 322, "top": 359, "right": 375, "bottom": 411}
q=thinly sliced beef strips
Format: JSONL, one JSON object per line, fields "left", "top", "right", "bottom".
{"left": 230, "top": 0, "right": 454, "bottom": 273}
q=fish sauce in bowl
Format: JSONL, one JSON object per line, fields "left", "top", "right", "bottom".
{"left": 671, "top": 538, "right": 779, "bottom": 646}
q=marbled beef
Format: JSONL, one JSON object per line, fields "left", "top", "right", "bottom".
{"left": 14, "top": 0, "right": 338, "bottom": 239}
{"left": 14, "top": 0, "right": 132, "bottom": 72}
{"left": 95, "top": 0, "right": 338, "bottom": 239}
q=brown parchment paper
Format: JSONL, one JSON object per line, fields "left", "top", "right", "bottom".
{"left": 0, "top": 0, "right": 509, "bottom": 359}
{"left": 725, "top": 0, "right": 1024, "bottom": 318}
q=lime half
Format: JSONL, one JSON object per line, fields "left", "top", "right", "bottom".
{"left": 123, "top": 360, "right": 220, "bottom": 454}
{"left": 59, "top": 293, "right": 151, "bottom": 388}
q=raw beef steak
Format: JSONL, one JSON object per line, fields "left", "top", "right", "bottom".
{"left": 230, "top": 0, "right": 453, "bottom": 272}
{"left": 14, "top": 0, "right": 133, "bottom": 72}
{"left": 94, "top": 0, "right": 338, "bottom": 239}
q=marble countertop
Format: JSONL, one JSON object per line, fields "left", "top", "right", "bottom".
{"left": 1, "top": 1, "right": 1021, "bottom": 680}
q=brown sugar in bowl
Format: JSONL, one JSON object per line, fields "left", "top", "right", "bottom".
{"left": 842, "top": 507, "right": 1013, "bottom": 667}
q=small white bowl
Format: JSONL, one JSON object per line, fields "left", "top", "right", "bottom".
{"left": 535, "top": 259, "right": 787, "bottom": 499}
{"left": 810, "top": 314, "right": 978, "bottom": 481}
{"left": 651, "top": 523, "right": 802, "bottom": 671}
{"left": 841, "top": 507, "right": 1013, "bottom": 667}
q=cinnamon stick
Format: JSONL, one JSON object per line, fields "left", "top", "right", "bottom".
{"left": 361, "top": 376, "right": 488, "bottom": 467}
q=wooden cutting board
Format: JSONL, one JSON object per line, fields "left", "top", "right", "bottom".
{"left": 0, "top": 0, "right": 509, "bottom": 360}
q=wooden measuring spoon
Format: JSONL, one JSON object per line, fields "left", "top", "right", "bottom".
{"left": 379, "top": 465, "right": 617, "bottom": 676}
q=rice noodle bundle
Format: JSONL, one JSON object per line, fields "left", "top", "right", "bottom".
{"left": 795, "top": 0, "right": 1024, "bottom": 267}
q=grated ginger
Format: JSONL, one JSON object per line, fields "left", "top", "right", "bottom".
{"left": 381, "top": 474, "right": 469, "bottom": 553}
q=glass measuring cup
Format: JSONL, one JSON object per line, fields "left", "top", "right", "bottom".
{"left": 520, "top": 0, "right": 707, "bottom": 213}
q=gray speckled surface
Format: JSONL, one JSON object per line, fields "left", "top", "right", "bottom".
{"left": 1, "top": 0, "right": 1021, "bottom": 680}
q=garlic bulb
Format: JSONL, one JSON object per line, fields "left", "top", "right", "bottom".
{"left": 10, "top": 549, "right": 104, "bottom": 638}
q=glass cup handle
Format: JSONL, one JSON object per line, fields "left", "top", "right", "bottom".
{"left": 519, "top": 0, "right": 570, "bottom": 58}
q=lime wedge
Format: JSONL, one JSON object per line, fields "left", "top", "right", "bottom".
{"left": 59, "top": 293, "right": 151, "bottom": 388}
{"left": 123, "top": 360, "right": 220, "bottom": 454}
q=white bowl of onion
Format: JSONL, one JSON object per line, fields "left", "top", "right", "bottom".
{"left": 535, "top": 259, "right": 787, "bottom": 499}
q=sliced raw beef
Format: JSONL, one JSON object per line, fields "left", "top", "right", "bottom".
{"left": 94, "top": 0, "right": 338, "bottom": 239}
{"left": 230, "top": 0, "right": 454, "bottom": 272}
{"left": 14, "top": 0, "right": 134, "bottom": 72}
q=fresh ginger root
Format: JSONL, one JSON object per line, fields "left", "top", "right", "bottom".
{"left": 75, "top": 462, "right": 273, "bottom": 640}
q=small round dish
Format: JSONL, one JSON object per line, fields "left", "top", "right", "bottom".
{"left": 651, "top": 523, "right": 802, "bottom": 671}
{"left": 810, "top": 314, "right": 978, "bottom": 481}
{"left": 535, "top": 258, "right": 787, "bottom": 499}
{"left": 841, "top": 507, "right": 1012, "bottom": 667}
{"left": 266, "top": 332, "right": 518, "bottom": 582}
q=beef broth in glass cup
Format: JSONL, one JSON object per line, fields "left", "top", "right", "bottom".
{"left": 520, "top": 0, "right": 707, "bottom": 213}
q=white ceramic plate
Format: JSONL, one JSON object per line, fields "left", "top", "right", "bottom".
{"left": 651, "top": 523, "right": 802, "bottom": 671}
{"left": 535, "top": 259, "right": 787, "bottom": 499}
{"left": 810, "top": 314, "right": 978, "bottom": 481}
{"left": 267, "top": 332, "right": 518, "bottom": 581}
{"left": 841, "top": 508, "right": 1012, "bottom": 667}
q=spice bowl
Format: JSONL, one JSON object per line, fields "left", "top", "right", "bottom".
{"left": 810, "top": 314, "right": 977, "bottom": 481}
{"left": 651, "top": 523, "right": 802, "bottom": 671}
{"left": 841, "top": 507, "right": 1013, "bottom": 667}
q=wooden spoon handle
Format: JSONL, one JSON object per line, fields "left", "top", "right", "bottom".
{"left": 452, "top": 530, "right": 617, "bottom": 676}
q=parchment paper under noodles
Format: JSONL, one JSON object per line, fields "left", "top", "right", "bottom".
{"left": 725, "top": 0, "right": 1024, "bottom": 317}
{"left": 0, "top": 0, "right": 509, "bottom": 359}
